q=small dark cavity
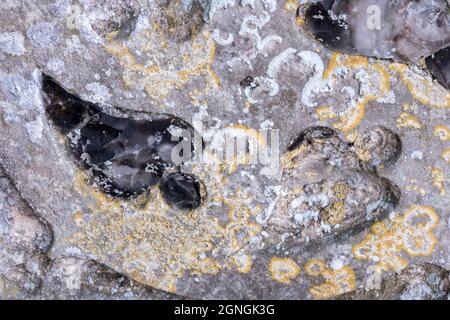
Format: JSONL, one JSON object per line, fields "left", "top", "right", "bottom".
{"left": 240, "top": 76, "right": 255, "bottom": 88}
{"left": 159, "top": 172, "right": 202, "bottom": 210}
{"left": 42, "top": 73, "right": 204, "bottom": 206}
{"left": 426, "top": 46, "right": 450, "bottom": 90}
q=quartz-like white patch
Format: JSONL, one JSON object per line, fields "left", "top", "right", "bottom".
{"left": 26, "top": 22, "right": 59, "bottom": 48}
{"left": 0, "top": 32, "right": 26, "bottom": 56}
{"left": 411, "top": 150, "right": 423, "bottom": 160}
{"left": 261, "top": 0, "right": 277, "bottom": 13}
{"left": 0, "top": 72, "right": 43, "bottom": 110}
{"left": 85, "top": 82, "right": 111, "bottom": 103}
{"left": 330, "top": 258, "right": 344, "bottom": 270}
{"left": 209, "top": 0, "right": 236, "bottom": 20}
{"left": 25, "top": 117, "right": 44, "bottom": 144}
{"left": 259, "top": 119, "right": 274, "bottom": 130}
{"left": 267, "top": 48, "right": 297, "bottom": 78}
{"left": 297, "top": 51, "right": 325, "bottom": 108}
{"left": 212, "top": 29, "right": 234, "bottom": 46}
{"left": 244, "top": 76, "right": 279, "bottom": 103}
{"left": 46, "top": 59, "right": 65, "bottom": 76}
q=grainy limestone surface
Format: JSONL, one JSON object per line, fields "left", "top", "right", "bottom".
{"left": 0, "top": 0, "right": 449, "bottom": 299}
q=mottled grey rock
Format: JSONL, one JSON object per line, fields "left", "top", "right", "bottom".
{"left": 0, "top": 31, "right": 26, "bottom": 56}
{"left": 0, "top": 167, "right": 179, "bottom": 299}
{"left": 0, "top": 0, "right": 449, "bottom": 299}
{"left": 339, "top": 264, "right": 450, "bottom": 300}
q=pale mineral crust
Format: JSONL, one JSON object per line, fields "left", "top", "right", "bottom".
{"left": 0, "top": 0, "right": 449, "bottom": 300}
{"left": 338, "top": 263, "right": 450, "bottom": 300}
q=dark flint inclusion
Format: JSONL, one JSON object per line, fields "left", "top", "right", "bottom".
{"left": 42, "top": 74, "right": 100, "bottom": 133}
{"left": 42, "top": 73, "right": 202, "bottom": 203}
{"left": 426, "top": 46, "right": 450, "bottom": 90}
{"left": 159, "top": 172, "right": 202, "bottom": 210}
{"left": 304, "top": 3, "right": 356, "bottom": 54}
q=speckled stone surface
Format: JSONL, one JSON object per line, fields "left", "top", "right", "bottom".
{"left": 0, "top": 0, "right": 449, "bottom": 299}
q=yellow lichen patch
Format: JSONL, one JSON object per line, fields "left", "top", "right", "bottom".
{"left": 442, "top": 148, "right": 450, "bottom": 164}
{"left": 304, "top": 259, "right": 356, "bottom": 299}
{"left": 281, "top": 143, "right": 309, "bottom": 170}
{"left": 295, "top": 16, "right": 305, "bottom": 27}
{"left": 72, "top": 211, "right": 84, "bottom": 226}
{"left": 315, "top": 106, "right": 337, "bottom": 121}
{"left": 346, "top": 131, "right": 371, "bottom": 163}
{"left": 104, "top": 28, "right": 219, "bottom": 102}
{"left": 284, "top": 0, "right": 299, "bottom": 12}
{"left": 390, "top": 63, "right": 450, "bottom": 109}
{"left": 433, "top": 125, "right": 450, "bottom": 142}
{"left": 396, "top": 111, "right": 423, "bottom": 130}
{"left": 431, "top": 167, "right": 447, "bottom": 196}
{"left": 321, "top": 202, "right": 345, "bottom": 225}
{"left": 268, "top": 257, "right": 301, "bottom": 284}
{"left": 67, "top": 156, "right": 264, "bottom": 293}
{"left": 353, "top": 205, "right": 439, "bottom": 273}
{"left": 69, "top": 172, "right": 223, "bottom": 293}
{"left": 405, "top": 180, "right": 427, "bottom": 197}
{"left": 321, "top": 53, "right": 391, "bottom": 132}
{"left": 320, "top": 182, "right": 350, "bottom": 225}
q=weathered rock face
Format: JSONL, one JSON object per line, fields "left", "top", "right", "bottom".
{"left": 338, "top": 263, "right": 450, "bottom": 300}
{"left": 268, "top": 126, "right": 401, "bottom": 248}
{"left": 0, "top": 166, "right": 175, "bottom": 299}
{"left": 0, "top": 0, "right": 449, "bottom": 299}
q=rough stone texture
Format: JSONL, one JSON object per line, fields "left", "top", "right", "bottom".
{"left": 0, "top": 0, "right": 449, "bottom": 299}
{"left": 338, "top": 263, "right": 450, "bottom": 300}
{"left": 0, "top": 165, "right": 179, "bottom": 299}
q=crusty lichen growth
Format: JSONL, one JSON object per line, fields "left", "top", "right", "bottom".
{"left": 268, "top": 257, "right": 301, "bottom": 284}
{"left": 396, "top": 111, "right": 423, "bottom": 129}
{"left": 104, "top": 25, "right": 219, "bottom": 102}
{"left": 67, "top": 147, "right": 264, "bottom": 293}
{"left": 319, "top": 53, "right": 391, "bottom": 132}
{"left": 441, "top": 148, "right": 450, "bottom": 164}
{"left": 390, "top": 64, "right": 450, "bottom": 109}
{"left": 353, "top": 205, "right": 439, "bottom": 273}
{"left": 305, "top": 259, "right": 356, "bottom": 299}
{"left": 433, "top": 125, "right": 450, "bottom": 142}
{"left": 431, "top": 167, "right": 447, "bottom": 196}
{"left": 320, "top": 182, "right": 350, "bottom": 225}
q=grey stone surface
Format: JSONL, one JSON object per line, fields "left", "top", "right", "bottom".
{"left": 0, "top": 0, "right": 449, "bottom": 299}
{"left": 0, "top": 164, "right": 179, "bottom": 299}
{"left": 338, "top": 263, "right": 450, "bottom": 300}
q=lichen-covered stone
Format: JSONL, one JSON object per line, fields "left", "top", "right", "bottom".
{"left": 267, "top": 126, "right": 400, "bottom": 248}
{"left": 338, "top": 264, "right": 450, "bottom": 300}
{"left": 0, "top": 0, "right": 449, "bottom": 299}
